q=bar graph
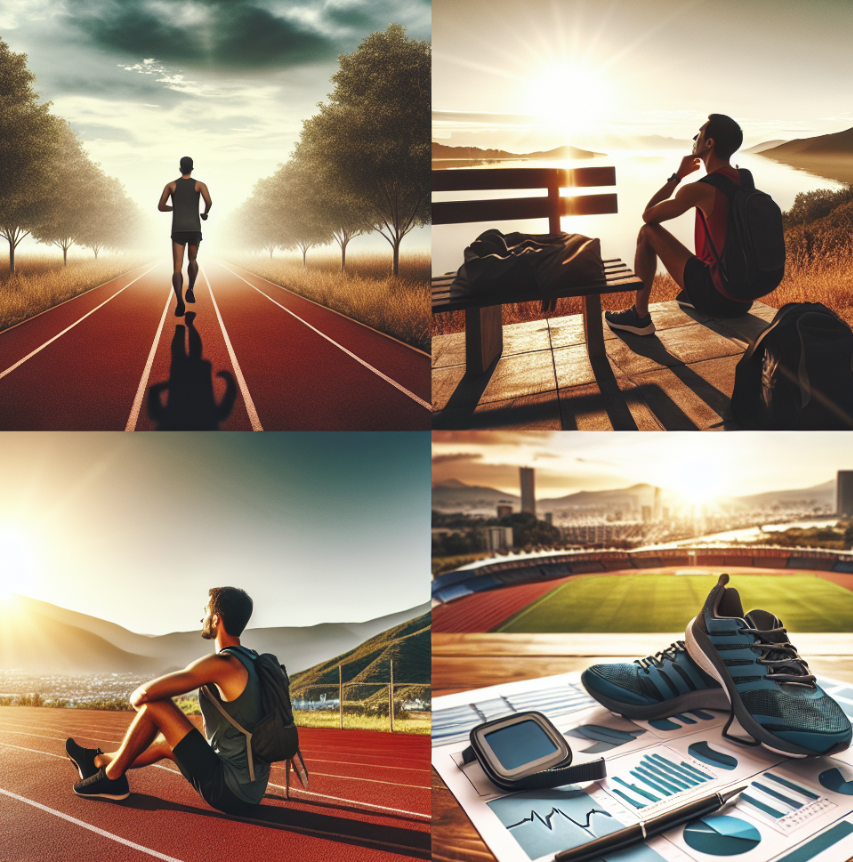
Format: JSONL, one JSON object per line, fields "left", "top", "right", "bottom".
{"left": 608, "top": 751, "right": 715, "bottom": 809}
{"left": 739, "top": 772, "right": 832, "bottom": 833}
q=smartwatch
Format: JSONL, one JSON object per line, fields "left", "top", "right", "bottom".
{"left": 461, "top": 712, "right": 607, "bottom": 792}
{"left": 668, "top": 173, "right": 681, "bottom": 184}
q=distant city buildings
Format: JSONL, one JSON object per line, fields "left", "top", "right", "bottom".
{"left": 838, "top": 471, "right": 853, "bottom": 516}
{"left": 497, "top": 502, "right": 513, "bottom": 518}
{"left": 482, "top": 526, "right": 513, "bottom": 551}
{"left": 520, "top": 468, "right": 536, "bottom": 516}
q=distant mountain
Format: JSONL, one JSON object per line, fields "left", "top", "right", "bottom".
{"left": 432, "top": 479, "right": 837, "bottom": 514}
{"left": 1, "top": 595, "right": 431, "bottom": 675}
{"left": 291, "top": 612, "right": 430, "bottom": 703}
{"left": 432, "top": 142, "right": 603, "bottom": 161}
{"left": 761, "top": 128, "right": 853, "bottom": 184}
{"left": 743, "top": 140, "right": 788, "bottom": 154}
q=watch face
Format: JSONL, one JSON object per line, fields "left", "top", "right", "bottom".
{"left": 484, "top": 719, "right": 559, "bottom": 771}
{"left": 473, "top": 713, "right": 570, "bottom": 779}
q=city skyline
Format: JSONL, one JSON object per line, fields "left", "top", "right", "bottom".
{"left": 0, "top": 432, "right": 430, "bottom": 634}
{"left": 432, "top": 432, "right": 852, "bottom": 503}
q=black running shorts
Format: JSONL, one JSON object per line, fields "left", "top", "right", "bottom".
{"left": 172, "top": 728, "right": 258, "bottom": 816}
{"left": 171, "top": 231, "right": 203, "bottom": 247}
{"left": 683, "top": 256, "right": 752, "bottom": 318}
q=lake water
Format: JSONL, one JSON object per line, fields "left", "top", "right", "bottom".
{"left": 431, "top": 151, "right": 843, "bottom": 277}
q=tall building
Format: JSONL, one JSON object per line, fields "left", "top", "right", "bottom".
{"left": 653, "top": 486, "right": 662, "bottom": 523}
{"left": 520, "top": 467, "right": 536, "bottom": 516}
{"left": 497, "top": 502, "right": 513, "bottom": 518}
{"left": 838, "top": 471, "right": 853, "bottom": 516}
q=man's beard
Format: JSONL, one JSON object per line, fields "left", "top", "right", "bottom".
{"left": 201, "top": 619, "right": 215, "bottom": 640}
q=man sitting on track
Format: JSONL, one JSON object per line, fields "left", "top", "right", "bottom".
{"left": 66, "top": 587, "right": 269, "bottom": 815}
{"left": 158, "top": 156, "right": 212, "bottom": 318}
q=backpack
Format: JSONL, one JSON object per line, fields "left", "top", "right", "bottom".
{"left": 698, "top": 168, "right": 786, "bottom": 300}
{"left": 731, "top": 302, "right": 853, "bottom": 429}
{"left": 200, "top": 646, "right": 309, "bottom": 789}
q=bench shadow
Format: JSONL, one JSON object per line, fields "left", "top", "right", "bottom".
{"left": 121, "top": 793, "right": 430, "bottom": 858}
{"left": 147, "top": 312, "right": 237, "bottom": 430}
{"left": 608, "top": 330, "right": 731, "bottom": 427}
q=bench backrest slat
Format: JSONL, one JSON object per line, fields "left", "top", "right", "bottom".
{"left": 432, "top": 166, "right": 615, "bottom": 192}
{"left": 433, "top": 193, "right": 618, "bottom": 226}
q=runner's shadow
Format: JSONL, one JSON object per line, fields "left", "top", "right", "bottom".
{"left": 123, "top": 793, "right": 430, "bottom": 858}
{"left": 147, "top": 312, "right": 237, "bottom": 429}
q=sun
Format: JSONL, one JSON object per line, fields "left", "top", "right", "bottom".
{"left": 525, "top": 62, "right": 614, "bottom": 141}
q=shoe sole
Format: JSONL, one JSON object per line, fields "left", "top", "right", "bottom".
{"left": 581, "top": 672, "right": 730, "bottom": 720}
{"left": 605, "top": 319, "right": 656, "bottom": 336}
{"left": 68, "top": 756, "right": 85, "bottom": 781}
{"left": 73, "top": 787, "right": 130, "bottom": 801}
{"left": 685, "top": 616, "right": 826, "bottom": 758}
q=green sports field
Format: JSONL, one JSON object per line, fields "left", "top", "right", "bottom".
{"left": 498, "top": 573, "right": 853, "bottom": 633}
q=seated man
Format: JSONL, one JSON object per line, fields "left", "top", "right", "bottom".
{"left": 605, "top": 113, "right": 752, "bottom": 336}
{"left": 66, "top": 587, "right": 269, "bottom": 816}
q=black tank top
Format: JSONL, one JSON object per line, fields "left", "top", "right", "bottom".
{"left": 172, "top": 178, "right": 201, "bottom": 232}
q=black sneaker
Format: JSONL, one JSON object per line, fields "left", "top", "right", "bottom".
{"left": 604, "top": 306, "right": 656, "bottom": 336}
{"left": 73, "top": 767, "right": 130, "bottom": 801}
{"left": 185, "top": 287, "right": 196, "bottom": 304}
{"left": 675, "top": 290, "right": 695, "bottom": 310}
{"left": 66, "top": 738, "right": 102, "bottom": 781}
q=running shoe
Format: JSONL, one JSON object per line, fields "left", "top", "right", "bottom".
{"left": 675, "top": 290, "right": 695, "bottom": 310}
{"left": 73, "top": 767, "right": 130, "bottom": 801}
{"left": 66, "top": 738, "right": 102, "bottom": 781}
{"left": 686, "top": 574, "right": 852, "bottom": 757}
{"left": 185, "top": 287, "right": 196, "bottom": 304}
{"left": 581, "top": 641, "right": 729, "bottom": 719}
{"left": 604, "top": 306, "right": 656, "bottom": 336}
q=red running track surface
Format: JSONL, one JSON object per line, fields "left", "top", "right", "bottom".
{"left": 432, "top": 578, "right": 569, "bottom": 633}
{"left": 0, "top": 259, "right": 431, "bottom": 430}
{"left": 0, "top": 708, "right": 430, "bottom": 862}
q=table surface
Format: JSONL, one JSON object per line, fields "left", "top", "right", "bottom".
{"left": 431, "top": 632, "right": 853, "bottom": 862}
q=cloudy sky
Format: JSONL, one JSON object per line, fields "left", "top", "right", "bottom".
{"left": 433, "top": 0, "right": 853, "bottom": 152}
{"left": 433, "top": 432, "right": 851, "bottom": 502}
{"left": 0, "top": 0, "right": 429, "bottom": 253}
{"left": 0, "top": 432, "right": 430, "bottom": 634}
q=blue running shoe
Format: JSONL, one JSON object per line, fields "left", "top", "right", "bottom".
{"left": 686, "top": 574, "right": 852, "bottom": 757}
{"left": 582, "top": 641, "right": 729, "bottom": 720}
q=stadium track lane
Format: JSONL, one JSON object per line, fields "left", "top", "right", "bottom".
{"left": 202, "top": 259, "right": 431, "bottom": 430}
{"left": 0, "top": 261, "right": 166, "bottom": 430}
{"left": 0, "top": 709, "right": 429, "bottom": 862}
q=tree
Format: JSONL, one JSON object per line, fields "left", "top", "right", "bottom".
{"left": 0, "top": 38, "right": 61, "bottom": 274}
{"left": 77, "top": 171, "right": 141, "bottom": 258}
{"left": 31, "top": 122, "right": 99, "bottom": 265}
{"left": 299, "top": 25, "right": 430, "bottom": 275}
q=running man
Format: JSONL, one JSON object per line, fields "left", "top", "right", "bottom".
{"left": 605, "top": 114, "right": 753, "bottom": 336}
{"left": 158, "top": 156, "right": 212, "bottom": 316}
{"left": 66, "top": 588, "right": 270, "bottom": 816}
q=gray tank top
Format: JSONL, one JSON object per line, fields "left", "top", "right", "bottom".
{"left": 198, "top": 647, "right": 270, "bottom": 804}
{"left": 171, "top": 178, "right": 201, "bottom": 233}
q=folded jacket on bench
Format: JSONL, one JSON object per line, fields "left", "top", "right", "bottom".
{"left": 450, "top": 229, "right": 605, "bottom": 302}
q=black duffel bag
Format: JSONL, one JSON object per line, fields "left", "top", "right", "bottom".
{"left": 731, "top": 302, "right": 853, "bottom": 429}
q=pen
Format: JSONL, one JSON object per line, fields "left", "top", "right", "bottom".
{"left": 554, "top": 785, "right": 747, "bottom": 862}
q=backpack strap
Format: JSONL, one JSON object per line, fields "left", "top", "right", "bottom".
{"left": 199, "top": 684, "right": 257, "bottom": 781}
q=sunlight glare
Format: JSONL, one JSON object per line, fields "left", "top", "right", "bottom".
{"left": 527, "top": 62, "right": 613, "bottom": 139}
{"left": 0, "top": 526, "right": 34, "bottom": 600}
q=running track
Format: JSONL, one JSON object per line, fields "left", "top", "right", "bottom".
{"left": 0, "top": 708, "right": 430, "bottom": 862}
{"left": 0, "top": 260, "right": 431, "bottom": 430}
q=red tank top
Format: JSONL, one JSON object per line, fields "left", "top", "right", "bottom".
{"left": 694, "top": 166, "right": 743, "bottom": 300}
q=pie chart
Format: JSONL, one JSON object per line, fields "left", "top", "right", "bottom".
{"left": 820, "top": 767, "right": 853, "bottom": 795}
{"left": 683, "top": 815, "right": 761, "bottom": 856}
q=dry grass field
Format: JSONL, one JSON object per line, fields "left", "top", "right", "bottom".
{"left": 0, "top": 253, "right": 150, "bottom": 333}
{"left": 228, "top": 251, "right": 431, "bottom": 353}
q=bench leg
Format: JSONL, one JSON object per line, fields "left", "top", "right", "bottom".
{"left": 465, "top": 305, "right": 503, "bottom": 375}
{"left": 583, "top": 294, "right": 606, "bottom": 362}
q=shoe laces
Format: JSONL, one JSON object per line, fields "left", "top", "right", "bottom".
{"left": 739, "top": 624, "right": 816, "bottom": 688}
{"left": 636, "top": 640, "right": 686, "bottom": 672}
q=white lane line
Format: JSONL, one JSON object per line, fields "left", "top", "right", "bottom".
{"left": 0, "top": 787, "right": 186, "bottom": 862}
{"left": 0, "top": 262, "right": 161, "bottom": 383}
{"left": 0, "top": 739, "right": 429, "bottom": 821}
{"left": 125, "top": 287, "right": 174, "bottom": 431}
{"left": 215, "top": 261, "right": 431, "bottom": 411}
{"left": 200, "top": 263, "right": 263, "bottom": 431}
{"left": 267, "top": 782, "right": 430, "bottom": 820}
{"left": 285, "top": 771, "right": 427, "bottom": 789}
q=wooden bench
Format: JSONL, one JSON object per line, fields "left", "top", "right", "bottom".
{"left": 432, "top": 166, "right": 642, "bottom": 375}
